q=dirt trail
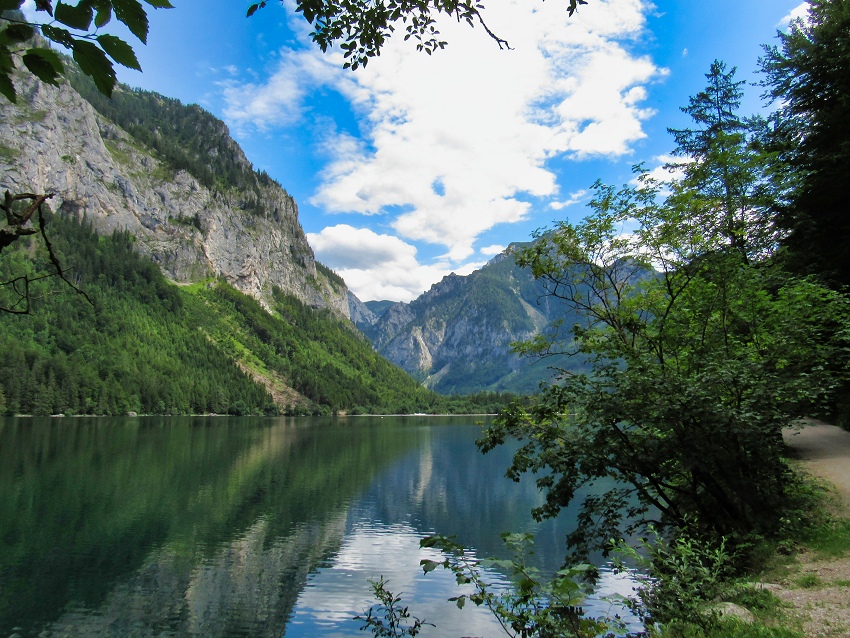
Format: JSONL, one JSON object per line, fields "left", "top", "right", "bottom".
{"left": 772, "top": 421, "right": 850, "bottom": 637}
{"left": 784, "top": 421, "right": 850, "bottom": 509}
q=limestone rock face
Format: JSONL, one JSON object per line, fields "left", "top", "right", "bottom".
{"left": 0, "top": 74, "right": 349, "bottom": 316}
{"left": 355, "top": 252, "right": 580, "bottom": 394}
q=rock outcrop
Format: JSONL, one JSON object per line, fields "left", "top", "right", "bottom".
{"left": 355, "top": 250, "right": 580, "bottom": 394}
{"left": 0, "top": 72, "right": 348, "bottom": 316}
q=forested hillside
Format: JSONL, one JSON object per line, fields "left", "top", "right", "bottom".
{"left": 0, "top": 213, "right": 512, "bottom": 416}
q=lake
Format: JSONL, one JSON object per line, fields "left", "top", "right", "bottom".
{"left": 0, "top": 416, "right": 637, "bottom": 637}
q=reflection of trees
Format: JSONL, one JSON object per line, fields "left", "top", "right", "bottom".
{"left": 354, "top": 426, "right": 581, "bottom": 573}
{"left": 43, "top": 515, "right": 349, "bottom": 637}
{"left": 0, "top": 417, "right": 417, "bottom": 634}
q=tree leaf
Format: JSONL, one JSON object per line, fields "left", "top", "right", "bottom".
{"left": 94, "top": 4, "right": 112, "bottom": 27}
{"left": 143, "top": 0, "right": 173, "bottom": 7}
{"left": 0, "top": 70, "right": 16, "bottom": 103}
{"left": 420, "top": 559, "right": 441, "bottom": 573}
{"left": 34, "top": 0, "right": 54, "bottom": 15}
{"left": 72, "top": 39, "right": 115, "bottom": 96}
{"left": 112, "top": 0, "right": 148, "bottom": 43}
{"left": 0, "top": 46, "right": 13, "bottom": 72}
{"left": 97, "top": 34, "right": 140, "bottom": 70}
{"left": 41, "top": 24, "right": 75, "bottom": 47}
{"left": 54, "top": 1, "right": 93, "bottom": 30}
{"left": 0, "top": 0, "right": 24, "bottom": 11}
{"left": 246, "top": 1, "right": 265, "bottom": 17}
{"left": 22, "top": 48, "right": 64, "bottom": 85}
{"left": 0, "top": 23, "right": 36, "bottom": 44}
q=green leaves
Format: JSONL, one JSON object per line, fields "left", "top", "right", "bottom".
{"left": 0, "top": 0, "right": 173, "bottom": 103}
{"left": 0, "top": 23, "right": 34, "bottom": 43}
{"left": 73, "top": 39, "right": 115, "bottom": 95}
{"left": 41, "top": 24, "right": 75, "bottom": 47}
{"left": 112, "top": 0, "right": 149, "bottom": 43}
{"left": 97, "top": 34, "right": 140, "bottom": 70}
{"left": 22, "top": 47, "right": 64, "bottom": 85}
{"left": 94, "top": 3, "right": 112, "bottom": 27}
{"left": 246, "top": 1, "right": 266, "bottom": 17}
{"left": 55, "top": 1, "right": 94, "bottom": 30}
{"left": 0, "top": 69, "right": 15, "bottom": 102}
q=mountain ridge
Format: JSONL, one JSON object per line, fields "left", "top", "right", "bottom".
{"left": 0, "top": 66, "right": 348, "bottom": 316}
{"left": 351, "top": 246, "right": 580, "bottom": 394}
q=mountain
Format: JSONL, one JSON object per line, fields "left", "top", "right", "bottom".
{"left": 0, "top": 62, "right": 516, "bottom": 415}
{"left": 0, "top": 66, "right": 346, "bottom": 315}
{"left": 350, "top": 250, "right": 581, "bottom": 394}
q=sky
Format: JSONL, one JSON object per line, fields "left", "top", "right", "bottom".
{"left": 27, "top": 0, "right": 808, "bottom": 302}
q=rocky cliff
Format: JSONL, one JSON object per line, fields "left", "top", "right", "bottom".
{"left": 354, "top": 250, "right": 581, "bottom": 394}
{"left": 0, "top": 69, "right": 348, "bottom": 316}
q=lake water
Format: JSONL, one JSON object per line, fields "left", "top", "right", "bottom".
{"left": 0, "top": 416, "right": 638, "bottom": 637}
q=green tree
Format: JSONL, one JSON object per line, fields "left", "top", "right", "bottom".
{"left": 667, "top": 60, "right": 779, "bottom": 260}
{"left": 760, "top": 0, "right": 850, "bottom": 286}
{"left": 480, "top": 65, "right": 850, "bottom": 559}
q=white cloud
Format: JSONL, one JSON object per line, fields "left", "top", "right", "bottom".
{"left": 225, "top": 0, "right": 663, "bottom": 260}
{"left": 221, "top": 49, "right": 339, "bottom": 130}
{"left": 480, "top": 244, "right": 506, "bottom": 256}
{"left": 307, "top": 225, "right": 472, "bottom": 301}
{"left": 630, "top": 154, "right": 692, "bottom": 195}
{"left": 641, "top": 154, "right": 687, "bottom": 183}
{"left": 550, "top": 189, "right": 589, "bottom": 210}
{"left": 777, "top": 3, "right": 809, "bottom": 29}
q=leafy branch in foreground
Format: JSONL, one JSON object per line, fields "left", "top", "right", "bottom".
{"left": 417, "top": 533, "right": 618, "bottom": 638}
{"left": 0, "top": 0, "right": 173, "bottom": 103}
{"left": 613, "top": 528, "right": 734, "bottom": 631}
{"left": 355, "top": 576, "right": 434, "bottom": 637}
{"left": 247, "top": 0, "right": 588, "bottom": 70}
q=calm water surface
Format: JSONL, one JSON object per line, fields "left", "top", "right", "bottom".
{"left": 0, "top": 416, "right": 636, "bottom": 637}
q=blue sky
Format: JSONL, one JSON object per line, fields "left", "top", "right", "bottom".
{"left": 29, "top": 0, "right": 808, "bottom": 301}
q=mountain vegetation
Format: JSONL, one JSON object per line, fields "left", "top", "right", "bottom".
{"left": 0, "top": 211, "right": 514, "bottom": 416}
{"left": 760, "top": 0, "right": 850, "bottom": 287}
{"left": 355, "top": 252, "right": 584, "bottom": 395}
{"left": 476, "top": 59, "right": 850, "bottom": 636}
{"left": 68, "top": 69, "right": 282, "bottom": 216}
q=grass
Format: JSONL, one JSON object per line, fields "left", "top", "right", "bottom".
{"left": 794, "top": 573, "right": 823, "bottom": 588}
{"left": 651, "top": 618, "right": 804, "bottom": 638}
{"left": 104, "top": 139, "right": 133, "bottom": 166}
{"left": 802, "top": 517, "right": 850, "bottom": 557}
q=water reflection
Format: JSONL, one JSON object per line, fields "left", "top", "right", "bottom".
{"left": 0, "top": 416, "right": 637, "bottom": 637}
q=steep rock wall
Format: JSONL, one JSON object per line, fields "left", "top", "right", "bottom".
{"left": 0, "top": 73, "right": 348, "bottom": 316}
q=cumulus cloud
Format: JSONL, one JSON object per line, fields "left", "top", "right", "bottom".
{"left": 307, "top": 225, "right": 474, "bottom": 301}
{"left": 777, "top": 2, "right": 809, "bottom": 29}
{"left": 480, "top": 244, "right": 506, "bottom": 256}
{"left": 224, "top": 0, "right": 663, "bottom": 263}
{"left": 221, "top": 49, "right": 342, "bottom": 131}
{"left": 550, "top": 189, "right": 589, "bottom": 210}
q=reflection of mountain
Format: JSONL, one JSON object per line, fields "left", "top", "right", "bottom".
{"left": 43, "top": 515, "right": 349, "bottom": 637}
{"left": 353, "top": 425, "right": 567, "bottom": 566}
{"left": 0, "top": 417, "right": 633, "bottom": 637}
{"left": 0, "top": 417, "right": 420, "bottom": 635}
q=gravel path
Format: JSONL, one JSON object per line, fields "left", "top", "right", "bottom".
{"left": 774, "top": 421, "right": 850, "bottom": 637}
{"left": 784, "top": 421, "right": 850, "bottom": 509}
